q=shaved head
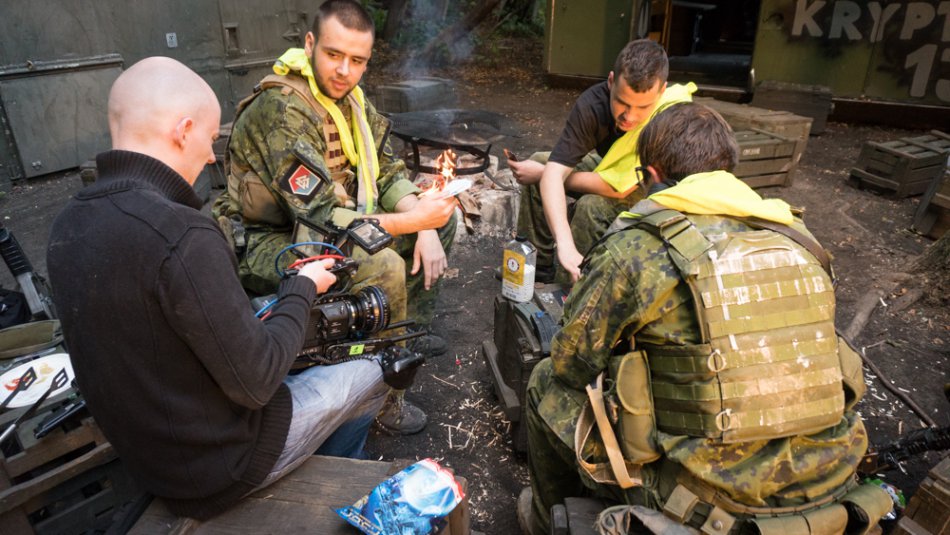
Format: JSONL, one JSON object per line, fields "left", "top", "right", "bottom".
{"left": 108, "top": 57, "right": 221, "bottom": 184}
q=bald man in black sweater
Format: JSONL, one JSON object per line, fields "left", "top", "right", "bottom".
{"left": 46, "top": 56, "right": 388, "bottom": 520}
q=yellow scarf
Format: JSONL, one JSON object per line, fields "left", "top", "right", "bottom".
{"left": 594, "top": 82, "right": 697, "bottom": 192}
{"left": 621, "top": 170, "right": 794, "bottom": 224}
{"left": 274, "top": 48, "right": 379, "bottom": 214}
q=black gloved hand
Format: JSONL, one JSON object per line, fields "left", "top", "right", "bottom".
{"left": 379, "top": 346, "right": 424, "bottom": 389}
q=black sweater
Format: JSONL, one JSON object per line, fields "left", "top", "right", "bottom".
{"left": 47, "top": 150, "right": 316, "bottom": 519}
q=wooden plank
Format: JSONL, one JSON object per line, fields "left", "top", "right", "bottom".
{"left": 734, "top": 158, "right": 794, "bottom": 177}
{"left": 0, "top": 442, "right": 116, "bottom": 513}
{"left": 130, "top": 457, "right": 471, "bottom": 535}
{"left": 739, "top": 173, "right": 790, "bottom": 189}
{"left": 4, "top": 419, "right": 101, "bottom": 478}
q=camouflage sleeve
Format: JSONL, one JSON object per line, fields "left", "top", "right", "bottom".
{"left": 225, "top": 89, "right": 340, "bottom": 230}
{"left": 367, "top": 101, "right": 419, "bottom": 213}
{"left": 551, "top": 231, "right": 680, "bottom": 390}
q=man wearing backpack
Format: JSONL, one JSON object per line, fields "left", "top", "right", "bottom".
{"left": 519, "top": 102, "right": 892, "bottom": 535}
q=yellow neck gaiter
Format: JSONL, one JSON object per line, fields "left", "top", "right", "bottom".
{"left": 274, "top": 48, "right": 379, "bottom": 213}
{"left": 623, "top": 170, "right": 794, "bottom": 225}
{"left": 594, "top": 82, "right": 697, "bottom": 193}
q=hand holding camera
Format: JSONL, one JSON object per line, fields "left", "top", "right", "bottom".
{"left": 296, "top": 258, "right": 338, "bottom": 294}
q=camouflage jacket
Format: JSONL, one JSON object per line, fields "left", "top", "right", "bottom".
{"left": 541, "top": 211, "right": 867, "bottom": 506}
{"left": 213, "top": 75, "right": 418, "bottom": 232}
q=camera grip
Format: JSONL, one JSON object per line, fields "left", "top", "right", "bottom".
{"left": 379, "top": 346, "right": 424, "bottom": 390}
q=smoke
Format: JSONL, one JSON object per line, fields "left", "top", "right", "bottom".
{"left": 395, "top": 0, "right": 477, "bottom": 78}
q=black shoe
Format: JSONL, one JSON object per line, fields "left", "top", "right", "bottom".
{"left": 407, "top": 330, "right": 447, "bottom": 357}
{"left": 535, "top": 265, "right": 556, "bottom": 284}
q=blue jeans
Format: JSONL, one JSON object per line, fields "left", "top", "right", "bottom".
{"left": 253, "top": 358, "right": 389, "bottom": 490}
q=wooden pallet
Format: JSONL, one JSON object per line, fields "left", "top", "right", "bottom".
{"left": 129, "top": 456, "right": 471, "bottom": 534}
{"left": 0, "top": 389, "right": 139, "bottom": 534}
{"left": 891, "top": 455, "right": 950, "bottom": 535}
{"left": 849, "top": 130, "right": 950, "bottom": 198}
{"left": 733, "top": 129, "right": 797, "bottom": 188}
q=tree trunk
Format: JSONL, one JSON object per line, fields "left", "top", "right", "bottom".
{"left": 381, "top": 0, "right": 411, "bottom": 42}
{"left": 413, "top": 0, "right": 505, "bottom": 65}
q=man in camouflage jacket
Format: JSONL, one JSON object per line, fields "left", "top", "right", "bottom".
{"left": 213, "top": 0, "right": 457, "bottom": 435}
{"left": 520, "top": 103, "right": 890, "bottom": 535}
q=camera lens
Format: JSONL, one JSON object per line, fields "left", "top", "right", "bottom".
{"left": 352, "top": 285, "right": 390, "bottom": 333}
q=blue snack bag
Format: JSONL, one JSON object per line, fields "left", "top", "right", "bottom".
{"left": 336, "top": 458, "right": 465, "bottom": 534}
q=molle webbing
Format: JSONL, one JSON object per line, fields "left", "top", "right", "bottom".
{"left": 637, "top": 210, "right": 845, "bottom": 443}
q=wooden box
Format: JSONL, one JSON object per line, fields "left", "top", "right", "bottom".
{"left": 912, "top": 170, "right": 950, "bottom": 240}
{"left": 733, "top": 129, "right": 798, "bottom": 188}
{"left": 849, "top": 131, "right": 949, "bottom": 198}
{"left": 696, "top": 97, "right": 811, "bottom": 185}
{"left": 0, "top": 391, "right": 139, "bottom": 534}
{"left": 891, "top": 455, "right": 950, "bottom": 535}
{"left": 751, "top": 80, "right": 834, "bottom": 135}
{"left": 129, "top": 456, "right": 471, "bottom": 534}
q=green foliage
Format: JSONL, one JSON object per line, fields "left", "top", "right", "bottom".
{"left": 361, "top": 1, "right": 388, "bottom": 35}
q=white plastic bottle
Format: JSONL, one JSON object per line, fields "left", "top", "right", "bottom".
{"left": 501, "top": 236, "right": 536, "bottom": 302}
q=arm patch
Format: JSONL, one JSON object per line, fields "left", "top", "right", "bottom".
{"left": 279, "top": 159, "right": 326, "bottom": 202}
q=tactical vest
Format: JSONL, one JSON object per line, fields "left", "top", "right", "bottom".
{"left": 230, "top": 74, "right": 359, "bottom": 212}
{"left": 621, "top": 207, "right": 845, "bottom": 444}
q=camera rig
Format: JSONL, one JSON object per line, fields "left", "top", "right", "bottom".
{"left": 255, "top": 218, "right": 428, "bottom": 387}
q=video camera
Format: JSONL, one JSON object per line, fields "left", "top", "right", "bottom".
{"left": 254, "top": 218, "right": 426, "bottom": 388}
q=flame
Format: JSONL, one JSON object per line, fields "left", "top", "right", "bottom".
{"left": 423, "top": 148, "right": 457, "bottom": 196}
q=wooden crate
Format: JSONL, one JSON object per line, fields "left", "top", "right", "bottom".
{"left": 130, "top": 456, "right": 471, "bottom": 534}
{"left": 849, "top": 131, "right": 949, "bottom": 198}
{"left": 0, "top": 391, "right": 139, "bottom": 534}
{"left": 696, "top": 97, "right": 811, "bottom": 185}
{"left": 733, "top": 129, "right": 798, "bottom": 188}
{"left": 891, "top": 455, "right": 950, "bottom": 535}
{"left": 912, "top": 170, "right": 950, "bottom": 239}
{"left": 751, "top": 80, "right": 834, "bottom": 135}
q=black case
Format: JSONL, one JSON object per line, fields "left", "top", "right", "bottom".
{"left": 482, "top": 284, "right": 567, "bottom": 452}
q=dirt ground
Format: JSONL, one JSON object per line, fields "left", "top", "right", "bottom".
{"left": 1, "top": 36, "right": 948, "bottom": 534}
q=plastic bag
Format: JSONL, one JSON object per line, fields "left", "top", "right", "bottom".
{"left": 336, "top": 458, "right": 464, "bottom": 535}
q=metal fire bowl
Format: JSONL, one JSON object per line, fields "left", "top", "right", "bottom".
{"left": 387, "top": 109, "right": 520, "bottom": 146}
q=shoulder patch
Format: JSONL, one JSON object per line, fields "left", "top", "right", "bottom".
{"left": 279, "top": 162, "right": 323, "bottom": 202}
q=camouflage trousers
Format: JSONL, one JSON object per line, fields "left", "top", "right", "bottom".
{"left": 525, "top": 358, "right": 661, "bottom": 535}
{"left": 238, "top": 211, "right": 456, "bottom": 326}
{"left": 516, "top": 152, "right": 645, "bottom": 281}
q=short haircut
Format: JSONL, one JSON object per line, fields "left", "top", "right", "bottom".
{"left": 311, "top": 0, "right": 375, "bottom": 41}
{"left": 637, "top": 102, "right": 739, "bottom": 183}
{"left": 613, "top": 39, "right": 669, "bottom": 92}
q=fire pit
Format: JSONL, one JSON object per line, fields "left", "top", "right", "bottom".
{"left": 387, "top": 109, "right": 519, "bottom": 178}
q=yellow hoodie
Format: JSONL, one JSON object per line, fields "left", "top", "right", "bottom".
{"left": 594, "top": 82, "right": 697, "bottom": 192}
{"left": 622, "top": 170, "right": 794, "bottom": 225}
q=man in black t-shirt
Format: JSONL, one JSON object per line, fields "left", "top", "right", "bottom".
{"left": 507, "top": 39, "right": 694, "bottom": 283}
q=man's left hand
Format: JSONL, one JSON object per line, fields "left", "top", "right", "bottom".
{"left": 412, "top": 229, "right": 447, "bottom": 290}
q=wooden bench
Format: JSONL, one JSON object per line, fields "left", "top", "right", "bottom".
{"left": 129, "top": 456, "right": 470, "bottom": 534}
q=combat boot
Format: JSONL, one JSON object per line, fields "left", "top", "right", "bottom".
{"left": 375, "top": 389, "right": 427, "bottom": 435}
{"left": 406, "top": 327, "right": 447, "bottom": 357}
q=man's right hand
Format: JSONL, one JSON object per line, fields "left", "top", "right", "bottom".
{"left": 508, "top": 158, "right": 544, "bottom": 185}
{"left": 556, "top": 241, "right": 584, "bottom": 282}
{"left": 297, "top": 258, "right": 337, "bottom": 294}
{"left": 409, "top": 194, "right": 456, "bottom": 230}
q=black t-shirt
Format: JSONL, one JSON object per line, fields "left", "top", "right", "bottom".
{"left": 549, "top": 81, "right": 623, "bottom": 168}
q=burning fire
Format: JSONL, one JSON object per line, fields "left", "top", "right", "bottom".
{"left": 422, "top": 148, "right": 457, "bottom": 196}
